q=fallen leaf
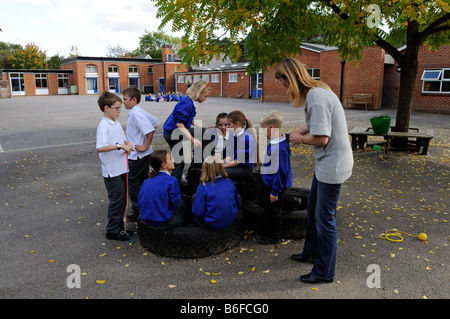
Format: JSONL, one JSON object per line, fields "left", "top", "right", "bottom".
{"left": 96, "top": 280, "right": 106, "bottom": 284}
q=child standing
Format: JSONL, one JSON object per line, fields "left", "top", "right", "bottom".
{"left": 123, "top": 87, "right": 160, "bottom": 221}
{"left": 96, "top": 92, "right": 134, "bottom": 241}
{"left": 163, "top": 79, "right": 212, "bottom": 184}
{"left": 223, "top": 110, "right": 258, "bottom": 183}
{"left": 257, "top": 111, "right": 293, "bottom": 244}
{"left": 138, "top": 150, "right": 186, "bottom": 229}
{"left": 192, "top": 156, "right": 240, "bottom": 230}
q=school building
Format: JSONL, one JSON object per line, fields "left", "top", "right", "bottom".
{"left": 1, "top": 43, "right": 448, "bottom": 114}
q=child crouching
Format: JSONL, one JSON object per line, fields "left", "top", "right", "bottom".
{"left": 138, "top": 150, "right": 186, "bottom": 229}
{"left": 192, "top": 156, "right": 240, "bottom": 230}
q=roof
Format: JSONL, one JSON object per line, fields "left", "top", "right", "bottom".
{"left": 1, "top": 69, "right": 73, "bottom": 74}
{"left": 60, "top": 56, "right": 163, "bottom": 65}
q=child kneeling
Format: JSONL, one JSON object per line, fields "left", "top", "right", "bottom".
{"left": 138, "top": 150, "right": 186, "bottom": 230}
{"left": 192, "top": 156, "right": 240, "bottom": 230}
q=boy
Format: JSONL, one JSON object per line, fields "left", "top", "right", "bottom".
{"left": 123, "top": 87, "right": 160, "bottom": 221}
{"left": 257, "top": 111, "right": 293, "bottom": 244}
{"left": 96, "top": 92, "right": 133, "bottom": 241}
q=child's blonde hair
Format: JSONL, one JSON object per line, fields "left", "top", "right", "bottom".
{"left": 275, "top": 57, "right": 330, "bottom": 108}
{"left": 260, "top": 110, "right": 283, "bottom": 128}
{"left": 200, "top": 156, "right": 228, "bottom": 185}
{"left": 186, "top": 79, "right": 212, "bottom": 101}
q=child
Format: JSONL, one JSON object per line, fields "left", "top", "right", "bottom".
{"left": 123, "top": 87, "right": 160, "bottom": 221}
{"left": 138, "top": 150, "right": 186, "bottom": 229}
{"left": 163, "top": 79, "right": 212, "bottom": 184}
{"left": 205, "top": 112, "right": 229, "bottom": 159}
{"left": 257, "top": 111, "right": 293, "bottom": 244}
{"left": 95, "top": 92, "right": 134, "bottom": 241}
{"left": 223, "top": 110, "right": 258, "bottom": 182}
{"left": 145, "top": 93, "right": 153, "bottom": 101}
{"left": 192, "top": 156, "right": 240, "bottom": 230}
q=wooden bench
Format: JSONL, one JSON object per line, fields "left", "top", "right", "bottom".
{"left": 349, "top": 127, "right": 434, "bottom": 155}
{"left": 346, "top": 94, "right": 374, "bottom": 110}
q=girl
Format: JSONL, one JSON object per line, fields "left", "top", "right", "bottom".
{"left": 223, "top": 110, "right": 258, "bottom": 182}
{"left": 192, "top": 156, "right": 240, "bottom": 230}
{"left": 138, "top": 150, "right": 186, "bottom": 230}
{"left": 206, "top": 112, "right": 229, "bottom": 159}
{"left": 163, "top": 79, "right": 212, "bottom": 184}
{"left": 276, "top": 57, "right": 353, "bottom": 284}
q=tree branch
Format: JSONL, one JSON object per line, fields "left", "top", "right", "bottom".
{"left": 418, "top": 13, "right": 450, "bottom": 42}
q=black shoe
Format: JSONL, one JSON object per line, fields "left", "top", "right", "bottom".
{"left": 256, "top": 237, "right": 281, "bottom": 245}
{"left": 291, "top": 254, "right": 315, "bottom": 263}
{"left": 300, "top": 273, "right": 333, "bottom": 284}
{"left": 106, "top": 232, "right": 132, "bottom": 241}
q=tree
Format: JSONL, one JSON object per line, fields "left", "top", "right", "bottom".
{"left": 132, "top": 30, "right": 182, "bottom": 58}
{"left": 153, "top": 0, "right": 450, "bottom": 134}
{"left": 48, "top": 54, "right": 62, "bottom": 69}
{"left": 69, "top": 45, "right": 80, "bottom": 57}
{"left": 7, "top": 43, "right": 48, "bottom": 69}
{"left": 106, "top": 44, "right": 132, "bottom": 58}
{"left": 0, "top": 41, "right": 22, "bottom": 69}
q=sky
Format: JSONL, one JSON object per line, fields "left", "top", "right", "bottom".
{"left": 0, "top": 0, "right": 182, "bottom": 57}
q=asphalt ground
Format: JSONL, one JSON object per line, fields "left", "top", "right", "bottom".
{"left": 1, "top": 95, "right": 449, "bottom": 308}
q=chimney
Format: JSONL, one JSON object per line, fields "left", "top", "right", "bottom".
{"left": 161, "top": 44, "right": 173, "bottom": 62}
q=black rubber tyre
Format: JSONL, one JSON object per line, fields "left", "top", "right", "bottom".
{"left": 137, "top": 209, "right": 246, "bottom": 259}
{"left": 241, "top": 186, "right": 310, "bottom": 239}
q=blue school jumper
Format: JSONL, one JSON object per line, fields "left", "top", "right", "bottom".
{"left": 261, "top": 136, "right": 293, "bottom": 196}
{"left": 192, "top": 177, "right": 240, "bottom": 230}
{"left": 226, "top": 129, "right": 257, "bottom": 169}
{"left": 138, "top": 171, "right": 181, "bottom": 226}
{"left": 163, "top": 96, "right": 196, "bottom": 135}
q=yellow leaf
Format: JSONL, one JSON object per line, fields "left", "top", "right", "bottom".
{"left": 48, "top": 259, "right": 54, "bottom": 263}
{"left": 96, "top": 280, "right": 106, "bottom": 284}
{"left": 210, "top": 280, "right": 218, "bottom": 284}
{"left": 251, "top": 267, "right": 256, "bottom": 272}
{"left": 168, "top": 285, "right": 177, "bottom": 288}
{"left": 262, "top": 270, "right": 270, "bottom": 274}
{"left": 238, "top": 271, "right": 244, "bottom": 275}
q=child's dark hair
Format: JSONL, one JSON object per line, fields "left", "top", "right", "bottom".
{"left": 215, "top": 112, "right": 228, "bottom": 124}
{"left": 98, "top": 91, "right": 122, "bottom": 112}
{"left": 122, "top": 87, "right": 141, "bottom": 103}
{"left": 149, "top": 149, "right": 170, "bottom": 177}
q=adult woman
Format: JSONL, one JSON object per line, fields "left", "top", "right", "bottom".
{"left": 275, "top": 58, "right": 353, "bottom": 284}
{"left": 163, "top": 79, "right": 212, "bottom": 184}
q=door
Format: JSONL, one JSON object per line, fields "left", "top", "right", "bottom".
{"left": 108, "top": 78, "right": 119, "bottom": 93}
{"left": 250, "top": 72, "right": 263, "bottom": 99}
{"left": 159, "top": 78, "right": 165, "bottom": 93}
{"left": 86, "top": 78, "right": 98, "bottom": 94}
{"left": 129, "top": 78, "right": 139, "bottom": 89}
{"left": 10, "top": 73, "right": 25, "bottom": 96}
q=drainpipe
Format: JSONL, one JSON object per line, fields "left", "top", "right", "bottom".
{"left": 340, "top": 60, "right": 345, "bottom": 103}
{"left": 220, "top": 71, "right": 223, "bottom": 97}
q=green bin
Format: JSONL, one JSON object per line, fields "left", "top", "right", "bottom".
{"left": 370, "top": 114, "right": 391, "bottom": 134}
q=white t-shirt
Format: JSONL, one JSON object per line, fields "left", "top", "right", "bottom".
{"left": 126, "top": 104, "right": 160, "bottom": 160}
{"left": 96, "top": 117, "right": 128, "bottom": 178}
{"left": 304, "top": 87, "right": 353, "bottom": 184}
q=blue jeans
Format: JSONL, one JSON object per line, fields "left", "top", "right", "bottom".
{"left": 301, "top": 174, "right": 342, "bottom": 280}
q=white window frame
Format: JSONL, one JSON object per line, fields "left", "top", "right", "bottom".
{"left": 57, "top": 73, "right": 70, "bottom": 88}
{"left": 211, "top": 74, "right": 219, "bottom": 83}
{"left": 307, "top": 68, "right": 320, "bottom": 80}
{"left": 185, "top": 75, "right": 192, "bottom": 84}
{"left": 85, "top": 65, "right": 97, "bottom": 73}
{"left": 202, "top": 74, "right": 209, "bottom": 83}
{"left": 421, "top": 68, "right": 450, "bottom": 94}
{"left": 194, "top": 75, "right": 201, "bottom": 82}
{"left": 178, "top": 75, "right": 184, "bottom": 84}
{"left": 229, "top": 73, "right": 237, "bottom": 83}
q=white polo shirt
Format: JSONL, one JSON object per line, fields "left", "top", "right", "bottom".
{"left": 126, "top": 104, "right": 160, "bottom": 160}
{"left": 96, "top": 117, "right": 128, "bottom": 178}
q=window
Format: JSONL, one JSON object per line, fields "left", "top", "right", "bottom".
{"left": 202, "top": 74, "right": 209, "bottom": 83}
{"left": 194, "top": 75, "right": 201, "bottom": 82}
{"left": 35, "top": 73, "right": 48, "bottom": 88}
{"left": 307, "top": 68, "right": 320, "bottom": 80}
{"left": 421, "top": 68, "right": 450, "bottom": 93}
{"left": 58, "top": 74, "right": 70, "bottom": 88}
{"left": 229, "top": 73, "right": 237, "bottom": 83}
{"left": 211, "top": 74, "right": 219, "bottom": 83}
{"left": 147, "top": 67, "right": 153, "bottom": 73}
{"left": 185, "top": 75, "right": 192, "bottom": 84}
{"left": 166, "top": 54, "right": 175, "bottom": 62}
{"left": 178, "top": 75, "right": 184, "bottom": 83}
{"left": 86, "top": 65, "right": 97, "bottom": 73}
{"left": 107, "top": 65, "right": 119, "bottom": 73}
{"left": 129, "top": 66, "right": 139, "bottom": 73}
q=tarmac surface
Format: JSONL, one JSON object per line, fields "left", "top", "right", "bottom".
{"left": 0, "top": 95, "right": 449, "bottom": 306}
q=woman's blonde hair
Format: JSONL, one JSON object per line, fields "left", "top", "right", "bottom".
{"left": 275, "top": 58, "right": 330, "bottom": 108}
{"left": 200, "top": 155, "right": 228, "bottom": 185}
{"left": 186, "top": 79, "right": 212, "bottom": 101}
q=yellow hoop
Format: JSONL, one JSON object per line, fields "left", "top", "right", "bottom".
{"left": 385, "top": 233, "right": 403, "bottom": 242}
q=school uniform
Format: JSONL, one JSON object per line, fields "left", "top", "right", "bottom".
{"left": 126, "top": 104, "right": 160, "bottom": 219}
{"left": 138, "top": 171, "right": 186, "bottom": 230}
{"left": 224, "top": 128, "right": 257, "bottom": 181}
{"left": 206, "top": 128, "right": 229, "bottom": 159}
{"left": 163, "top": 96, "right": 197, "bottom": 183}
{"left": 96, "top": 117, "right": 128, "bottom": 237}
{"left": 258, "top": 135, "right": 293, "bottom": 241}
{"left": 192, "top": 177, "right": 240, "bottom": 230}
